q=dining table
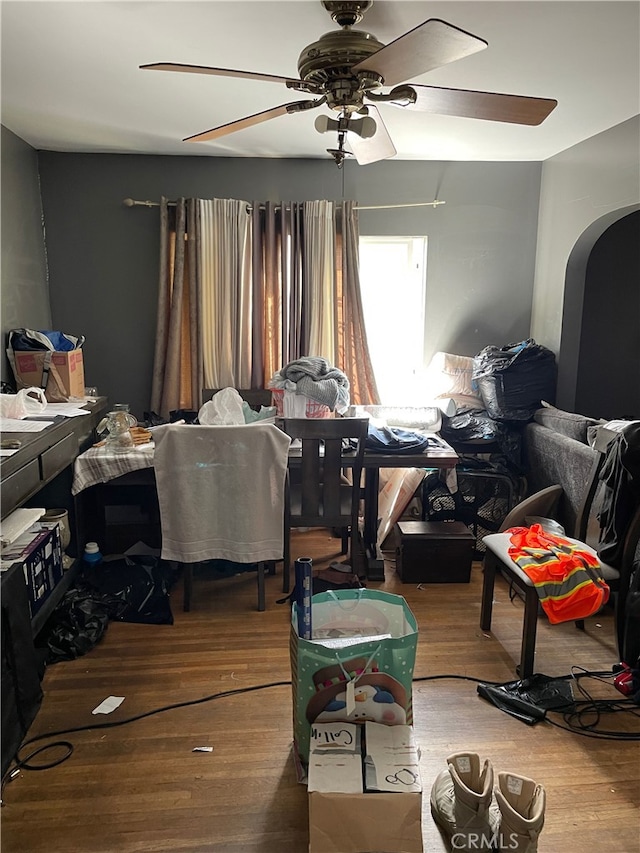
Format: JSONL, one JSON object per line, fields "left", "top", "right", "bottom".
{"left": 72, "top": 425, "right": 459, "bottom": 581}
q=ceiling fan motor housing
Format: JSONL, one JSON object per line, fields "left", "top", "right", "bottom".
{"left": 297, "top": 28, "right": 384, "bottom": 102}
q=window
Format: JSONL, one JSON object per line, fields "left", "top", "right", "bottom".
{"left": 359, "top": 236, "right": 427, "bottom": 405}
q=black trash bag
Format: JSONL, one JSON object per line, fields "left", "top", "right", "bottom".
{"left": 441, "top": 408, "right": 500, "bottom": 444}
{"left": 44, "top": 588, "right": 113, "bottom": 663}
{"left": 79, "top": 555, "right": 179, "bottom": 625}
{"left": 441, "top": 410, "right": 524, "bottom": 469}
{"left": 472, "top": 339, "right": 557, "bottom": 422}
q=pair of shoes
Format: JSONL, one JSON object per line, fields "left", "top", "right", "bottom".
{"left": 430, "top": 751, "right": 545, "bottom": 852}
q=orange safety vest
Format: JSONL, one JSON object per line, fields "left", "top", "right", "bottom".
{"left": 507, "top": 523, "right": 610, "bottom": 624}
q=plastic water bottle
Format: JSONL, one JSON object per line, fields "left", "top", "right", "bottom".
{"left": 83, "top": 542, "right": 103, "bottom": 566}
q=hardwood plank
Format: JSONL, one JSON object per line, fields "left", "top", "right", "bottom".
{"left": 2, "top": 528, "right": 638, "bottom": 852}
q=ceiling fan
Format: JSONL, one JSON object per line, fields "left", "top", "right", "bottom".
{"left": 141, "top": 0, "right": 557, "bottom": 167}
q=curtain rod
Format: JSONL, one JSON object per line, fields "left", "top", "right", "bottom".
{"left": 122, "top": 197, "right": 445, "bottom": 211}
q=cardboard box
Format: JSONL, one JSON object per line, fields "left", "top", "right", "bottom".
{"left": 271, "top": 389, "right": 331, "bottom": 418}
{"left": 11, "top": 349, "right": 85, "bottom": 401}
{"left": 309, "top": 791, "right": 423, "bottom": 853}
{"left": 307, "top": 722, "right": 423, "bottom": 853}
{"left": 395, "top": 520, "right": 474, "bottom": 583}
{"left": 1, "top": 523, "right": 63, "bottom": 618}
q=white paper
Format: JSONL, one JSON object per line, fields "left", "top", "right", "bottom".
{"left": 307, "top": 753, "right": 363, "bottom": 794}
{"left": 92, "top": 696, "right": 125, "bottom": 715}
{"left": 43, "top": 403, "right": 92, "bottom": 417}
{"left": 0, "top": 418, "right": 56, "bottom": 432}
{"left": 364, "top": 723, "right": 422, "bottom": 793}
{"left": 1, "top": 508, "right": 46, "bottom": 546}
{"left": 311, "top": 722, "right": 360, "bottom": 753}
{"left": 0, "top": 449, "right": 20, "bottom": 456}
{"left": 309, "top": 633, "right": 392, "bottom": 649}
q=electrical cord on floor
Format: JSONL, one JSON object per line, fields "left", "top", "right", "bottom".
{"left": 415, "top": 670, "right": 640, "bottom": 741}
{"left": 542, "top": 666, "right": 640, "bottom": 740}
{"left": 1, "top": 672, "right": 502, "bottom": 801}
{"left": 413, "top": 674, "right": 503, "bottom": 685}
{"left": 1, "top": 679, "right": 291, "bottom": 804}
{"left": 3, "top": 667, "right": 637, "bottom": 800}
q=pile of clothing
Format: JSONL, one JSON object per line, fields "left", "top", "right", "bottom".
{"left": 270, "top": 356, "right": 350, "bottom": 413}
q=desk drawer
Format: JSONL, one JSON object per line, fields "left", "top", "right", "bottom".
{"left": 1, "top": 459, "right": 41, "bottom": 512}
{"left": 40, "top": 433, "right": 77, "bottom": 482}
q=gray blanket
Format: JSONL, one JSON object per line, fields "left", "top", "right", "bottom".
{"left": 281, "top": 357, "right": 350, "bottom": 410}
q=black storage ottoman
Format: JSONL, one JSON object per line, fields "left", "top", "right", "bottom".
{"left": 395, "top": 521, "right": 475, "bottom": 584}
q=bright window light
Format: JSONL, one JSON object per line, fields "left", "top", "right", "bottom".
{"left": 359, "top": 236, "right": 427, "bottom": 405}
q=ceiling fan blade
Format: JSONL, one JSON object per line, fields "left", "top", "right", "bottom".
{"left": 352, "top": 19, "right": 487, "bottom": 87}
{"left": 403, "top": 85, "right": 558, "bottom": 126}
{"left": 183, "top": 100, "right": 321, "bottom": 143}
{"left": 141, "top": 62, "right": 316, "bottom": 91}
{"left": 347, "top": 106, "right": 397, "bottom": 166}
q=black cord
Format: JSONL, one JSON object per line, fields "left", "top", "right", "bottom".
{"left": 542, "top": 667, "right": 640, "bottom": 740}
{"left": 4, "top": 667, "right": 638, "bottom": 798}
{"left": 413, "top": 674, "right": 503, "bottom": 685}
{"left": 1, "top": 679, "right": 291, "bottom": 800}
{"left": 1, "top": 672, "right": 501, "bottom": 796}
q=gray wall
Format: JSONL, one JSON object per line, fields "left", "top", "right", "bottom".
{"left": 1, "top": 126, "right": 51, "bottom": 383}
{"left": 531, "top": 115, "right": 640, "bottom": 410}
{"left": 34, "top": 153, "right": 541, "bottom": 418}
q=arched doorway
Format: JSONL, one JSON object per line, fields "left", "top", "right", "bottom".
{"left": 559, "top": 206, "right": 639, "bottom": 419}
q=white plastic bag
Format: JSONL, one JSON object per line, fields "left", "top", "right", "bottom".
{"left": 198, "top": 388, "right": 245, "bottom": 425}
{"left": 0, "top": 386, "right": 47, "bottom": 419}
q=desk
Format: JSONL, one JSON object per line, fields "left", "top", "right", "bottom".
{"left": 0, "top": 397, "right": 108, "bottom": 776}
{"left": 72, "top": 432, "right": 458, "bottom": 580}
{"left": 1, "top": 398, "right": 109, "bottom": 626}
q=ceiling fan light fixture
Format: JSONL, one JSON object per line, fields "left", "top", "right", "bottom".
{"left": 143, "top": 0, "right": 558, "bottom": 163}
{"left": 314, "top": 113, "right": 376, "bottom": 139}
{"left": 353, "top": 115, "right": 376, "bottom": 138}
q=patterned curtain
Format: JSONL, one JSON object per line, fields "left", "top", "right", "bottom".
{"left": 151, "top": 197, "right": 380, "bottom": 415}
{"left": 150, "top": 198, "right": 202, "bottom": 419}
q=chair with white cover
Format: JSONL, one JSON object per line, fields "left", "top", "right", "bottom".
{"left": 153, "top": 422, "right": 291, "bottom": 611}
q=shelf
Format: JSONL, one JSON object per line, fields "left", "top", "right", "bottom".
{"left": 31, "top": 560, "right": 81, "bottom": 637}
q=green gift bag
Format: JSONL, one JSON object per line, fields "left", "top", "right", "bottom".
{"left": 290, "top": 588, "right": 418, "bottom": 764}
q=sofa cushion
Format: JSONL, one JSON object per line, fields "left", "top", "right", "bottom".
{"left": 533, "top": 403, "right": 598, "bottom": 444}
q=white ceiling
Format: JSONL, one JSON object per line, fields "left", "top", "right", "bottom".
{"left": 1, "top": 0, "right": 639, "bottom": 163}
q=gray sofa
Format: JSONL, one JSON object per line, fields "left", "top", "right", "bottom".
{"left": 521, "top": 404, "right": 603, "bottom": 539}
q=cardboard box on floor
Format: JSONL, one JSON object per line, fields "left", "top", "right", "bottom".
{"left": 307, "top": 722, "right": 423, "bottom": 853}
{"left": 11, "top": 349, "right": 85, "bottom": 401}
{"left": 309, "top": 790, "right": 423, "bottom": 853}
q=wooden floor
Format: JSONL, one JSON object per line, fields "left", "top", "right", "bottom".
{"left": 2, "top": 529, "right": 639, "bottom": 853}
